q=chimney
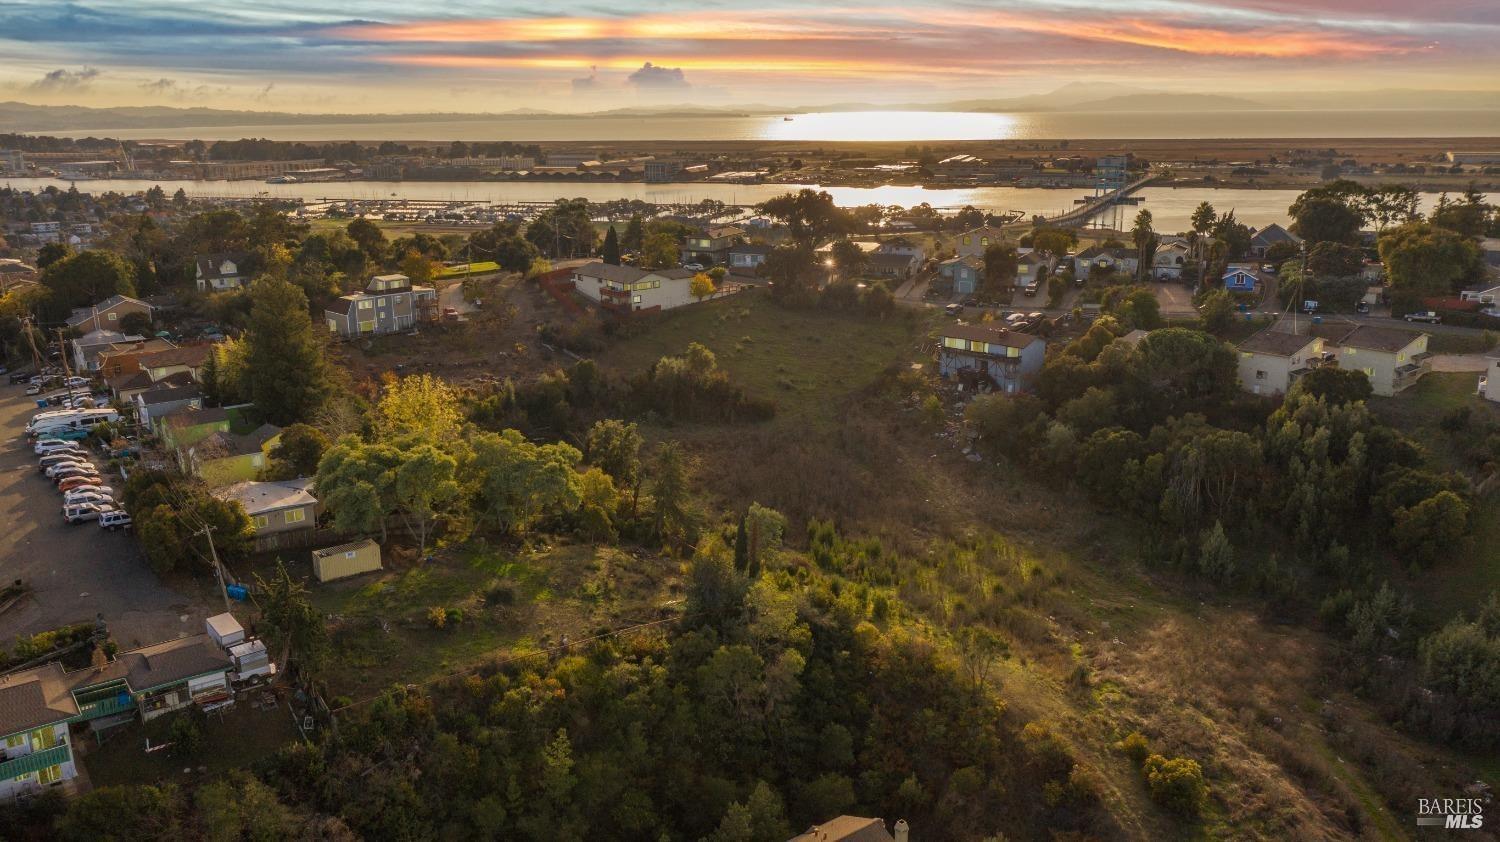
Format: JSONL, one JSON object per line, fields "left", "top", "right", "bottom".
{"left": 893, "top": 819, "right": 909, "bottom": 842}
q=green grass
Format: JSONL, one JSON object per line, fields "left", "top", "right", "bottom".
{"left": 1427, "top": 330, "right": 1499, "bottom": 355}
{"left": 599, "top": 290, "right": 921, "bottom": 428}
{"left": 86, "top": 701, "right": 301, "bottom": 789}
{"left": 436, "top": 261, "right": 501, "bottom": 279}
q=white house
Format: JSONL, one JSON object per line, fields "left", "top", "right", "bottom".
{"left": 1480, "top": 353, "right": 1500, "bottom": 403}
{"left": 1073, "top": 246, "right": 1138, "bottom": 278}
{"left": 195, "top": 253, "right": 250, "bottom": 292}
{"left": 1235, "top": 329, "right": 1324, "bottom": 396}
{"left": 1152, "top": 241, "right": 1191, "bottom": 280}
{"left": 571, "top": 263, "right": 731, "bottom": 314}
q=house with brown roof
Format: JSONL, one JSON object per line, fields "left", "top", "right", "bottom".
{"left": 1235, "top": 328, "right": 1326, "bottom": 396}
{"left": 788, "top": 816, "right": 907, "bottom": 842}
{"left": 1328, "top": 324, "right": 1430, "bottom": 396}
{"left": 938, "top": 323, "right": 1046, "bottom": 393}
{"left": 94, "top": 338, "right": 176, "bottom": 380}
{"left": 136, "top": 343, "right": 214, "bottom": 383}
{"left": 188, "top": 423, "right": 283, "bottom": 487}
{"left": 64, "top": 294, "right": 152, "bottom": 335}
{"left": 194, "top": 252, "right": 250, "bottom": 292}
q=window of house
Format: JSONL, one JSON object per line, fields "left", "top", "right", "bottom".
{"left": 107, "top": 312, "right": 117, "bottom": 320}
{"left": 250, "top": 454, "right": 263, "bottom": 467}
{"left": 285, "top": 509, "right": 306, "bottom": 524}
{"left": 31, "top": 728, "right": 57, "bottom": 751}
{"left": 358, "top": 300, "right": 373, "bottom": 310}
{"left": 633, "top": 295, "right": 642, "bottom": 304}
{"left": 253, "top": 515, "right": 269, "bottom": 529}
{"left": 962, "top": 236, "right": 970, "bottom": 245}
{"left": 1255, "top": 370, "right": 1267, "bottom": 380}
{"left": 37, "top": 765, "right": 62, "bottom": 785}
{"left": 980, "top": 237, "right": 989, "bottom": 246}
{"left": 5, "top": 734, "right": 24, "bottom": 749}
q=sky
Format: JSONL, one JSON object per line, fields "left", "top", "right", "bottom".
{"left": 1, "top": 0, "right": 1498, "bottom": 113}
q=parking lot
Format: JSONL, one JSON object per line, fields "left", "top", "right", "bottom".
{"left": 0, "top": 383, "right": 212, "bottom": 650}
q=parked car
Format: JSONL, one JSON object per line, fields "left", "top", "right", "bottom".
{"left": 98, "top": 510, "right": 133, "bottom": 531}
{"left": 34, "top": 440, "right": 84, "bottom": 456}
{"left": 48, "top": 463, "right": 99, "bottom": 481}
{"left": 8, "top": 371, "right": 32, "bottom": 384}
{"left": 1405, "top": 311, "right": 1441, "bottom": 324}
{"left": 38, "top": 453, "right": 89, "bottom": 473}
{"left": 63, "top": 503, "right": 109, "bottom": 524}
{"left": 58, "top": 476, "right": 107, "bottom": 493}
{"left": 1355, "top": 301, "right": 1370, "bottom": 314}
{"left": 24, "top": 383, "right": 41, "bottom": 395}
{"left": 682, "top": 262, "right": 705, "bottom": 271}
{"left": 944, "top": 303, "right": 963, "bottom": 316}
{"left": 60, "top": 483, "right": 113, "bottom": 498}
{"left": 63, "top": 376, "right": 90, "bottom": 388}
{"left": 63, "top": 490, "right": 113, "bottom": 507}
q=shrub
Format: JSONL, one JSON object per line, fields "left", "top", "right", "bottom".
{"left": 427, "top": 606, "right": 448, "bottom": 629}
{"left": 1116, "top": 732, "right": 1150, "bottom": 766}
{"left": 1142, "top": 754, "right": 1207, "bottom": 817}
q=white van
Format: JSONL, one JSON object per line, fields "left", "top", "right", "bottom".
{"left": 63, "top": 503, "right": 108, "bottom": 524}
{"left": 99, "top": 510, "right": 133, "bottom": 531}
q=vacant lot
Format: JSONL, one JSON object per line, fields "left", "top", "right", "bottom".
{"left": 600, "top": 290, "right": 923, "bottom": 428}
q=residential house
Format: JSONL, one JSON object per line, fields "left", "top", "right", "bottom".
{"left": 937, "top": 323, "right": 1046, "bottom": 393}
{"left": 194, "top": 252, "right": 250, "bottom": 292}
{"left": 570, "top": 262, "right": 736, "bottom": 314}
{"left": 136, "top": 344, "right": 214, "bottom": 383}
{"left": 1073, "top": 246, "right": 1138, "bottom": 279}
{"left": 325, "top": 274, "right": 438, "bottom": 339}
{"left": 0, "top": 634, "right": 232, "bottom": 802}
{"left": 1249, "top": 223, "right": 1301, "bottom": 258}
{"left": 876, "top": 236, "right": 926, "bottom": 263}
{"left": 187, "top": 423, "right": 283, "bottom": 487}
{"left": 1222, "top": 265, "right": 1260, "bottom": 293}
{"left": 134, "top": 382, "right": 203, "bottom": 427}
{"left": 94, "top": 338, "right": 176, "bottom": 380}
{"left": 1460, "top": 283, "right": 1500, "bottom": 317}
{"left": 788, "top": 816, "right": 907, "bottom": 842}
{"left": 1016, "top": 248, "right": 1054, "bottom": 290}
{"left": 727, "top": 243, "right": 772, "bottom": 272}
{"left": 1234, "top": 329, "right": 1325, "bottom": 396}
{"left": 938, "top": 255, "right": 983, "bottom": 295}
{"left": 1151, "top": 241, "right": 1191, "bottom": 280}
{"left": 70, "top": 330, "right": 147, "bottom": 373}
{"left": 1329, "top": 324, "right": 1430, "bottom": 397}
{"left": 867, "top": 251, "right": 922, "bottom": 281}
{"left": 680, "top": 225, "right": 744, "bottom": 266}
{"left": 1479, "top": 353, "right": 1500, "bottom": 403}
{"left": 64, "top": 294, "right": 152, "bottom": 335}
{"left": 158, "top": 404, "right": 260, "bottom": 457}
{"left": 955, "top": 225, "right": 1006, "bottom": 259}
{"left": 215, "top": 478, "right": 319, "bottom": 548}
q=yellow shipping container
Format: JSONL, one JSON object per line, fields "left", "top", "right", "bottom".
{"left": 311, "top": 538, "right": 383, "bottom": 582}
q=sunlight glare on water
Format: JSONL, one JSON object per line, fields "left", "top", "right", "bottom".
{"left": 760, "top": 111, "right": 1021, "bottom": 142}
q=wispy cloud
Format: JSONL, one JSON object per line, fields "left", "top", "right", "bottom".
{"left": 27, "top": 67, "right": 102, "bottom": 92}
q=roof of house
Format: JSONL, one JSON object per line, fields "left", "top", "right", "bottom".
{"left": 869, "top": 252, "right": 920, "bottom": 269}
{"left": 0, "top": 663, "right": 79, "bottom": 738}
{"left": 167, "top": 406, "right": 233, "bottom": 430}
{"left": 1251, "top": 223, "right": 1302, "bottom": 245}
{"left": 573, "top": 262, "right": 651, "bottom": 284}
{"left": 728, "top": 242, "right": 773, "bottom": 255}
{"left": 1338, "top": 325, "right": 1425, "bottom": 353}
{"left": 109, "top": 369, "right": 155, "bottom": 393}
{"left": 943, "top": 323, "right": 1043, "bottom": 349}
{"left": 137, "top": 344, "right": 213, "bottom": 370}
{"left": 65, "top": 295, "right": 151, "bottom": 327}
{"left": 1076, "top": 245, "right": 1133, "bottom": 261}
{"left": 1238, "top": 328, "right": 1321, "bottom": 357}
{"left": 1119, "top": 329, "right": 1150, "bottom": 346}
{"left": 957, "top": 225, "right": 1006, "bottom": 241}
{"left": 73, "top": 329, "right": 136, "bottom": 348}
{"left": 788, "top": 816, "right": 895, "bottom": 842}
{"left": 703, "top": 225, "right": 744, "bottom": 239}
{"left": 113, "top": 634, "right": 231, "bottom": 693}
{"left": 940, "top": 254, "right": 983, "bottom": 269}
{"left": 195, "top": 423, "right": 281, "bottom": 458}
{"left": 194, "top": 252, "right": 250, "bottom": 280}
{"left": 215, "top": 478, "right": 317, "bottom": 516}
{"left": 138, "top": 384, "right": 202, "bottom": 407}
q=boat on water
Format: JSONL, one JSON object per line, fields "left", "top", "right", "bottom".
{"left": 266, "top": 175, "right": 299, "bottom": 184}
{"left": 783, "top": 116, "right": 794, "bottom": 121}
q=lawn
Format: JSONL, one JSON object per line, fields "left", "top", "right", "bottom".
{"left": 84, "top": 700, "right": 302, "bottom": 789}
{"left": 436, "top": 261, "right": 501, "bottom": 279}
{"left": 599, "top": 289, "right": 923, "bottom": 428}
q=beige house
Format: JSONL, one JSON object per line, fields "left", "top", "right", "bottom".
{"left": 955, "top": 225, "right": 1006, "bottom": 258}
{"left": 311, "top": 538, "right": 383, "bottom": 582}
{"left": 1330, "top": 325, "right": 1430, "bottom": 397}
{"left": 1478, "top": 354, "right": 1500, "bottom": 403}
{"left": 1235, "top": 329, "right": 1325, "bottom": 396}
{"left": 215, "top": 478, "right": 319, "bottom": 536}
{"left": 64, "top": 294, "right": 152, "bottom": 335}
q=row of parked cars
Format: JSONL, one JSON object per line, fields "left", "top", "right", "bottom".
{"left": 32, "top": 434, "right": 132, "bottom": 529}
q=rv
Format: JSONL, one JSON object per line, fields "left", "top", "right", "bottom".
{"left": 27, "top": 408, "right": 119, "bottom": 438}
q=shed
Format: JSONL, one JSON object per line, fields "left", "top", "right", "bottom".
{"left": 205, "top": 612, "right": 245, "bottom": 647}
{"left": 311, "top": 538, "right": 383, "bottom": 582}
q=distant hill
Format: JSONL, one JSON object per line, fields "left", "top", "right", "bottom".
{"left": 1063, "top": 93, "right": 1268, "bottom": 112}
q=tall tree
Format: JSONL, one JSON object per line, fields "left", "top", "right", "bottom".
{"left": 651, "top": 441, "right": 693, "bottom": 548}
{"left": 254, "top": 560, "right": 328, "bottom": 678}
{"left": 244, "top": 275, "right": 331, "bottom": 425}
{"left": 601, "top": 226, "right": 622, "bottom": 265}
{"left": 981, "top": 243, "right": 1018, "bottom": 296}
{"left": 622, "top": 214, "right": 646, "bottom": 253}
{"left": 39, "top": 250, "right": 136, "bottom": 316}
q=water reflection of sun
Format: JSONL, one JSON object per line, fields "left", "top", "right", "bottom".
{"left": 760, "top": 111, "right": 1022, "bottom": 142}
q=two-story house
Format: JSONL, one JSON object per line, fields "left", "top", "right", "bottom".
{"left": 1152, "top": 241, "right": 1191, "bottom": 280}
{"left": 1235, "top": 329, "right": 1325, "bottom": 396}
{"left": 1016, "top": 249, "right": 1054, "bottom": 290}
{"left": 194, "top": 252, "right": 250, "bottom": 292}
{"left": 955, "top": 225, "right": 1006, "bottom": 259}
{"left": 65, "top": 294, "right": 152, "bottom": 335}
{"left": 325, "top": 274, "right": 438, "bottom": 338}
{"left": 938, "top": 323, "right": 1046, "bottom": 393}
{"left": 1331, "top": 325, "right": 1430, "bottom": 397}
{"left": 938, "top": 255, "right": 983, "bottom": 295}
{"left": 680, "top": 225, "right": 744, "bottom": 266}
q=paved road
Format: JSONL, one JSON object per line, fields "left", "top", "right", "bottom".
{"left": 0, "top": 385, "right": 209, "bottom": 651}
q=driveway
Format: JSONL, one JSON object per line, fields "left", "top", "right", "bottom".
{"left": 1430, "top": 354, "right": 1490, "bottom": 373}
{"left": 0, "top": 386, "right": 210, "bottom": 651}
{"left": 1153, "top": 283, "right": 1198, "bottom": 317}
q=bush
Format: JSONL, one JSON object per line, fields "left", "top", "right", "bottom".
{"left": 427, "top": 606, "right": 448, "bottom": 629}
{"left": 1142, "top": 754, "right": 1207, "bottom": 817}
{"left": 169, "top": 712, "right": 204, "bottom": 758}
{"left": 1116, "top": 732, "right": 1150, "bottom": 766}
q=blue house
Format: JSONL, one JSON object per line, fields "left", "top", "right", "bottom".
{"left": 938, "top": 323, "right": 1046, "bottom": 393}
{"left": 939, "top": 255, "right": 983, "bottom": 295}
{"left": 1223, "top": 266, "right": 1259, "bottom": 292}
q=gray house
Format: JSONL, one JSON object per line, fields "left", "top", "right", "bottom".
{"left": 938, "top": 323, "right": 1045, "bottom": 393}
{"left": 324, "top": 274, "right": 437, "bottom": 339}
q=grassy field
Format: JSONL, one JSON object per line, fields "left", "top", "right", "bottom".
{"left": 599, "top": 289, "right": 924, "bottom": 428}
{"left": 85, "top": 701, "right": 301, "bottom": 789}
{"left": 1427, "top": 329, "right": 1499, "bottom": 355}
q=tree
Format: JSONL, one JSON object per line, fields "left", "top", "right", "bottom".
{"left": 1197, "top": 288, "right": 1234, "bottom": 335}
{"left": 601, "top": 225, "right": 621, "bottom": 265}
{"left": 470, "top": 429, "right": 583, "bottom": 534}
{"left": 650, "top": 441, "right": 693, "bottom": 548}
{"left": 1430, "top": 187, "right": 1493, "bottom": 238}
{"left": 690, "top": 272, "right": 717, "bottom": 302}
{"left": 1113, "top": 287, "right": 1162, "bottom": 330}
{"left": 316, "top": 436, "right": 401, "bottom": 542}
{"left": 1142, "top": 754, "right": 1208, "bottom": 816}
{"left": 622, "top": 214, "right": 646, "bottom": 253}
{"left": 738, "top": 503, "right": 786, "bottom": 577}
{"left": 399, "top": 249, "right": 438, "bottom": 285}
{"left": 1291, "top": 367, "right": 1373, "bottom": 405}
{"left": 469, "top": 221, "right": 539, "bottom": 273}
{"left": 36, "top": 242, "right": 72, "bottom": 270}
{"left": 346, "top": 217, "right": 388, "bottom": 262}
{"left": 1131, "top": 209, "right": 1158, "bottom": 282}
{"left": 829, "top": 239, "right": 868, "bottom": 277}
{"left": 377, "top": 374, "right": 463, "bottom": 444}
{"left": 1291, "top": 197, "right": 1361, "bottom": 246}
{"left": 1030, "top": 227, "right": 1077, "bottom": 260}
{"left": 266, "top": 423, "right": 330, "bottom": 478}
{"left": 1391, "top": 490, "right": 1470, "bottom": 567}
{"left": 981, "top": 243, "right": 1018, "bottom": 296}
{"left": 756, "top": 189, "right": 852, "bottom": 245}
{"left": 254, "top": 559, "right": 329, "bottom": 676}
{"left": 762, "top": 243, "right": 820, "bottom": 304}
{"left": 1190, "top": 201, "right": 1217, "bottom": 237}
{"left": 1378, "top": 221, "right": 1483, "bottom": 304}
{"left": 1305, "top": 241, "right": 1364, "bottom": 278}
{"left": 39, "top": 250, "right": 137, "bottom": 315}
{"left": 640, "top": 231, "right": 679, "bottom": 270}
{"left": 391, "top": 443, "right": 463, "bottom": 553}
{"left": 119, "top": 310, "right": 152, "bottom": 336}
{"left": 244, "top": 275, "right": 331, "bottom": 426}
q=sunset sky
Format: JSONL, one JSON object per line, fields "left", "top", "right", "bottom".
{"left": 2, "top": 0, "right": 1498, "bottom": 113}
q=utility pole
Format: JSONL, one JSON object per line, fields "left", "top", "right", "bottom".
{"left": 198, "top": 525, "right": 233, "bottom": 615}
